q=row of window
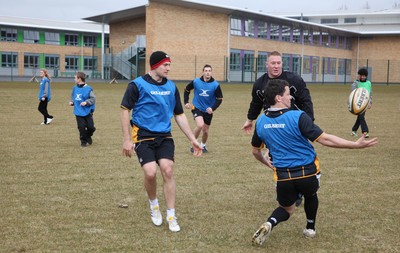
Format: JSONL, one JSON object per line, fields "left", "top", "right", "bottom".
{"left": 1, "top": 52, "right": 97, "bottom": 70}
{"left": 230, "top": 17, "right": 352, "bottom": 50}
{"left": 1, "top": 27, "right": 109, "bottom": 47}
{"left": 229, "top": 50, "right": 352, "bottom": 75}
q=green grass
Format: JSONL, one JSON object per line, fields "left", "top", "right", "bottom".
{"left": 0, "top": 81, "right": 399, "bottom": 253}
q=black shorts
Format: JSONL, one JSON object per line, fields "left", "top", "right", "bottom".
{"left": 191, "top": 108, "right": 213, "bottom": 125}
{"left": 134, "top": 137, "right": 175, "bottom": 166}
{"left": 276, "top": 174, "right": 321, "bottom": 207}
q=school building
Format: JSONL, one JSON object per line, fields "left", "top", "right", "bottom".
{"left": 1, "top": 0, "right": 400, "bottom": 84}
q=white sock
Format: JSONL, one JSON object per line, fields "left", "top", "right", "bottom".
{"left": 149, "top": 198, "right": 159, "bottom": 208}
{"left": 200, "top": 142, "right": 206, "bottom": 148}
{"left": 167, "top": 208, "right": 175, "bottom": 218}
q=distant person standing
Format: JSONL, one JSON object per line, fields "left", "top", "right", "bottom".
{"left": 69, "top": 72, "right": 96, "bottom": 147}
{"left": 183, "top": 64, "right": 223, "bottom": 153}
{"left": 351, "top": 68, "right": 372, "bottom": 138}
{"left": 38, "top": 68, "right": 54, "bottom": 125}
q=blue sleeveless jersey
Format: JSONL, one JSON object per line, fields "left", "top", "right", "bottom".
{"left": 192, "top": 78, "right": 219, "bottom": 111}
{"left": 71, "top": 84, "right": 95, "bottom": 116}
{"left": 132, "top": 76, "right": 176, "bottom": 133}
{"left": 255, "top": 110, "right": 316, "bottom": 168}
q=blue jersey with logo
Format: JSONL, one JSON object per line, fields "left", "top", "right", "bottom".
{"left": 132, "top": 76, "right": 176, "bottom": 133}
{"left": 71, "top": 84, "right": 95, "bottom": 116}
{"left": 192, "top": 78, "right": 219, "bottom": 112}
{"left": 255, "top": 110, "right": 316, "bottom": 168}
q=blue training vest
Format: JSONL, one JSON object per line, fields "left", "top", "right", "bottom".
{"left": 132, "top": 77, "right": 176, "bottom": 133}
{"left": 71, "top": 84, "right": 95, "bottom": 116}
{"left": 192, "top": 78, "right": 219, "bottom": 112}
{"left": 255, "top": 110, "right": 316, "bottom": 168}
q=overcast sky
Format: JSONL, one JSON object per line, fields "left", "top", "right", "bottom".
{"left": 1, "top": 0, "right": 397, "bottom": 22}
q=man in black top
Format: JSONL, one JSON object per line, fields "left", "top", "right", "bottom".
{"left": 242, "top": 51, "right": 314, "bottom": 134}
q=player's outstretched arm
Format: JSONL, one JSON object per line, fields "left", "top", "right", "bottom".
{"left": 317, "top": 132, "right": 378, "bottom": 149}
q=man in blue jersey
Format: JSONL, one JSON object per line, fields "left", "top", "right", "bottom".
{"left": 184, "top": 64, "right": 223, "bottom": 153}
{"left": 120, "top": 51, "right": 202, "bottom": 232}
{"left": 251, "top": 79, "right": 378, "bottom": 246}
{"left": 69, "top": 72, "right": 96, "bottom": 147}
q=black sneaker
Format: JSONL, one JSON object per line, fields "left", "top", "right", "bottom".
{"left": 81, "top": 142, "right": 88, "bottom": 147}
{"left": 190, "top": 147, "right": 194, "bottom": 153}
{"left": 87, "top": 137, "right": 93, "bottom": 145}
{"left": 202, "top": 146, "right": 208, "bottom": 153}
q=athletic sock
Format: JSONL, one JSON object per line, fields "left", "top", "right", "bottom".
{"left": 200, "top": 142, "right": 206, "bottom": 148}
{"left": 149, "top": 198, "right": 159, "bottom": 208}
{"left": 304, "top": 194, "right": 318, "bottom": 230}
{"left": 267, "top": 206, "right": 290, "bottom": 229}
{"left": 166, "top": 208, "right": 176, "bottom": 218}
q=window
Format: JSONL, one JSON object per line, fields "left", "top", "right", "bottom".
{"left": 84, "top": 35, "right": 97, "bottom": 47}
{"left": 344, "top": 17, "right": 357, "bottom": 23}
{"left": 321, "top": 18, "right": 338, "bottom": 24}
{"left": 244, "top": 19, "right": 255, "bottom": 37}
{"left": 65, "top": 33, "right": 78, "bottom": 46}
{"left": 104, "top": 35, "right": 110, "bottom": 48}
{"left": 1, "top": 28, "right": 17, "bottom": 41}
{"left": 45, "top": 32, "right": 60, "bottom": 45}
{"left": 24, "top": 53, "right": 39, "bottom": 68}
{"left": 270, "top": 23, "right": 280, "bottom": 40}
{"left": 338, "top": 59, "right": 351, "bottom": 75}
{"left": 257, "top": 21, "right": 268, "bottom": 38}
{"left": 257, "top": 52, "right": 267, "bottom": 73}
{"left": 45, "top": 55, "right": 60, "bottom": 68}
{"left": 65, "top": 56, "right": 79, "bottom": 70}
{"left": 321, "top": 32, "right": 329, "bottom": 46}
{"left": 331, "top": 35, "right": 337, "bottom": 47}
{"left": 83, "top": 57, "right": 97, "bottom": 70}
{"left": 312, "top": 31, "right": 321, "bottom": 45}
{"left": 323, "top": 57, "right": 336, "bottom": 74}
{"left": 338, "top": 36, "right": 345, "bottom": 48}
{"left": 229, "top": 50, "right": 241, "bottom": 71}
{"left": 230, "top": 17, "right": 242, "bottom": 36}
{"left": 243, "top": 51, "right": 254, "bottom": 71}
{"left": 281, "top": 25, "right": 291, "bottom": 42}
{"left": 282, "top": 54, "right": 290, "bottom": 71}
{"left": 303, "top": 30, "right": 312, "bottom": 45}
{"left": 1, "top": 52, "right": 18, "bottom": 67}
{"left": 24, "top": 30, "right": 39, "bottom": 44}
{"left": 292, "top": 28, "right": 301, "bottom": 43}
{"left": 303, "top": 56, "right": 312, "bottom": 74}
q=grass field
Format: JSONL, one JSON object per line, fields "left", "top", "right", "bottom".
{"left": 0, "top": 81, "right": 399, "bottom": 253}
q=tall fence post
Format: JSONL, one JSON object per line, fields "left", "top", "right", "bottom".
{"left": 387, "top": 60, "right": 390, "bottom": 85}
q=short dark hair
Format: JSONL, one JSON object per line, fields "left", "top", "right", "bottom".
{"left": 264, "top": 79, "right": 289, "bottom": 105}
{"left": 203, "top": 64, "right": 212, "bottom": 71}
{"left": 358, "top": 68, "right": 368, "bottom": 76}
{"left": 76, "top": 71, "right": 86, "bottom": 82}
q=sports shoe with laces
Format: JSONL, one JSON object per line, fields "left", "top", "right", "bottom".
{"left": 167, "top": 216, "right": 180, "bottom": 232}
{"left": 46, "top": 118, "right": 53, "bottom": 124}
{"left": 351, "top": 131, "right": 358, "bottom": 137}
{"left": 364, "top": 132, "right": 369, "bottom": 138}
{"left": 150, "top": 205, "right": 162, "bottom": 226}
{"left": 202, "top": 145, "right": 208, "bottom": 153}
{"left": 252, "top": 221, "right": 272, "bottom": 246}
{"left": 303, "top": 228, "right": 316, "bottom": 238}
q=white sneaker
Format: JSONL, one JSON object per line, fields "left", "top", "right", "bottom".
{"left": 40, "top": 121, "right": 45, "bottom": 125}
{"left": 150, "top": 205, "right": 162, "bottom": 226}
{"left": 46, "top": 118, "right": 53, "bottom": 124}
{"left": 167, "top": 216, "right": 180, "bottom": 232}
{"left": 252, "top": 221, "right": 272, "bottom": 245}
{"left": 303, "top": 228, "right": 316, "bottom": 238}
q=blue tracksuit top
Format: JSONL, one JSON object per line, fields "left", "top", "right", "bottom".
{"left": 132, "top": 76, "right": 176, "bottom": 133}
{"left": 71, "top": 84, "right": 95, "bottom": 117}
{"left": 192, "top": 78, "right": 219, "bottom": 112}
{"left": 255, "top": 110, "right": 316, "bottom": 168}
{"left": 38, "top": 77, "right": 51, "bottom": 101}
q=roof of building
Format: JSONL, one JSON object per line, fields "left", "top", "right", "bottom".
{"left": 0, "top": 16, "right": 109, "bottom": 33}
{"left": 83, "top": 0, "right": 357, "bottom": 35}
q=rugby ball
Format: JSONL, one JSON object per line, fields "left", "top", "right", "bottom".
{"left": 348, "top": 87, "right": 370, "bottom": 115}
